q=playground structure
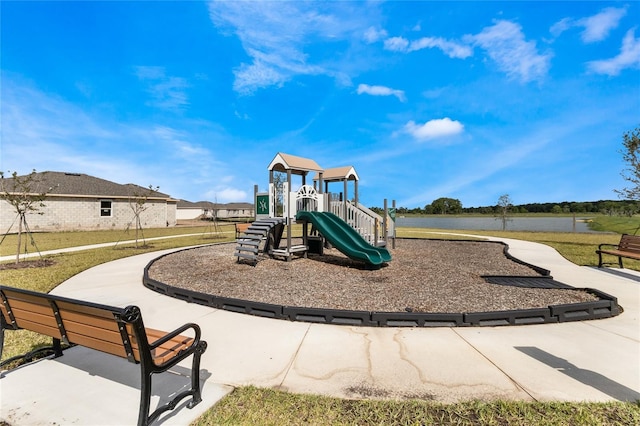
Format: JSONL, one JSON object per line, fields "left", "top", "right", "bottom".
{"left": 234, "top": 153, "right": 394, "bottom": 266}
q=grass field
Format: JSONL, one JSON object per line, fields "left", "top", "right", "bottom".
{"left": 1, "top": 219, "right": 639, "bottom": 425}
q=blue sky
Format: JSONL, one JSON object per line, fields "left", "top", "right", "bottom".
{"left": 1, "top": 1, "right": 639, "bottom": 208}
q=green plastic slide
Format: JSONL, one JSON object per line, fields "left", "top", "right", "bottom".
{"left": 295, "top": 211, "right": 391, "bottom": 266}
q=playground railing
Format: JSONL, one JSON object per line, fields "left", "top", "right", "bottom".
{"left": 329, "top": 200, "right": 383, "bottom": 245}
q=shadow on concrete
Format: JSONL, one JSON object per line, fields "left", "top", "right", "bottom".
{"left": 515, "top": 346, "right": 640, "bottom": 402}
{"left": 590, "top": 267, "right": 640, "bottom": 283}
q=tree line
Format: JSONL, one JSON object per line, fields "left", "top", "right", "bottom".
{"left": 384, "top": 198, "right": 640, "bottom": 216}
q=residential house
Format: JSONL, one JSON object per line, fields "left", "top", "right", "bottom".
{"left": 0, "top": 172, "right": 177, "bottom": 232}
{"left": 176, "top": 200, "right": 254, "bottom": 221}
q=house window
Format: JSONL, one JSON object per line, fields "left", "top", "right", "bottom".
{"left": 100, "top": 200, "right": 113, "bottom": 217}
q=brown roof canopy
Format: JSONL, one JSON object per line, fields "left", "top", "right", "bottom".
{"left": 314, "top": 166, "right": 359, "bottom": 182}
{"left": 268, "top": 153, "right": 323, "bottom": 175}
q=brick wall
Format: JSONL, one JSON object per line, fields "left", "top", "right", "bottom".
{"left": 0, "top": 197, "right": 176, "bottom": 232}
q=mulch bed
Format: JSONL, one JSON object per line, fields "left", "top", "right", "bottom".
{"left": 147, "top": 239, "right": 597, "bottom": 313}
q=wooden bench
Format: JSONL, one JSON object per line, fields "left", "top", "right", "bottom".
{"left": 235, "top": 222, "right": 251, "bottom": 239}
{"left": 0, "top": 285, "right": 208, "bottom": 426}
{"left": 596, "top": 234, "right": 640, "bottom": 268}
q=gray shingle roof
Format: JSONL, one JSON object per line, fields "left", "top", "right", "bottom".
{"left": 2, "top": 171, "right": 172, "bottom": 199}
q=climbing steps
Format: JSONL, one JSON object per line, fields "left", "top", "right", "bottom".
{"left": 234, "top": 218, "right": 286, "bottom": 265}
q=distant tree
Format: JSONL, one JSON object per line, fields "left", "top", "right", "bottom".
{"left": 430, "top": 197, "right": 462, "bottom": 214}
{"left": 496, "top": 194, "right": 512, "bottom": 230}
{"left": 0, "top": 170, "right": 53, "bottom": 263}
{"left": 272, "top": 171, "right": 286, "bottom": 216}
{"left": 616, "top": 126, "right": 640, "bottom": 201}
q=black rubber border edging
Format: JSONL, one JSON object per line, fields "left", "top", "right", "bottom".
{"left": 142, "top": 241, "right": 621, "bottom": 327}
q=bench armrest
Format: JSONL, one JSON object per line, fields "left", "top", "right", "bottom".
{"left": 148, "top": 322, "right": 202, "bottom": 350}
{"left": 598, "top": 243, "right": 619, "bottom": 250}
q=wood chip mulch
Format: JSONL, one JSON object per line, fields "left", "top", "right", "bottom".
{"left": 147, "top": 238, "right": 597, "bottom": 313}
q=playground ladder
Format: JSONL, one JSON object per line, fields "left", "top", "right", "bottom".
{"left": 234, "top": 218, "right": 286, "bottom": 265}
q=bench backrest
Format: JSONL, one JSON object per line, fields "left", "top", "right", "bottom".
{"left": 619, "top": 234, "right": 640, "bottom": 254}
{"left": 0, "top": 286, "right": 149, "bottom": 364}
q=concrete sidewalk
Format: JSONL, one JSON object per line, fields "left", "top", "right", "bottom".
{"left": 1, "top": 237, "right": 639, "bottom": 425}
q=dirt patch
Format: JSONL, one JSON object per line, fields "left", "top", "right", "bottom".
{"left": 0, "top": 259, "right": 55, "bottom": 270}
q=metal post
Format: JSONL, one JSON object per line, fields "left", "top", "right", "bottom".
{"left": 287, "top": 170, "right": 292, "bottom": 253}
{"left": 392, "top": 199, "right": 396, "bottom": 249}
{"left": 383, "top": 198, "right": 388, "bottom": 243}
{"left": 254, "top": 185, "right": 258, "bottom": 221}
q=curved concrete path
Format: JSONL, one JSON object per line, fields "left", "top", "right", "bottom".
{"left": 1, "top": 236, "right": 639, "bottom": 425}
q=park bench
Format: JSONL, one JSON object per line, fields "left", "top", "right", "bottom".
{"left": 596, "top": 233, "right": 640, "bottom": 268}
{"left": 0, "top": 285, "right": 208, "bottom": 426}
{"left": 235, "top": 222, "right": 251, "bottom": 239}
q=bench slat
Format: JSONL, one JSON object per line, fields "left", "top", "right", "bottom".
{"left": 2, "top": 303, "right": 60, "bottom": 329}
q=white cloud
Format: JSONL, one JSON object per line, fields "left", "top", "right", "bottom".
{"left": 384, "top": 36, "right": 410, "bottom": 51}
{"left": 357, "top": 84, "right": 406, "bottom": 102}
{"left": 384, "top": 35, "right": 472, "bottom": 59}
{"left": 468, "top": 20, "right": 551, "bottom": 83}
{"left": 550, "top": 7, "right": 627, "bottom": 43}
{"left": 587, "top": 28, "right": 640, "bottom": 76}
{"left": 363, "top": 26, "right": 387, "bottom": 43}
{"left": 134, "top": 66, "right": 189, "bottom": 110}
{"left": 208, "top": 1, "right": 379, "bottom": 94}
{"left": 404, "top": 118, "right": 464, "bottom": 141}
{"left": 550, "top": 17, "right": 573, "bottom": 38}
{"left": 408, "top": 37, "right": 473, "bottom": 59}
{"left": 578, "top": 6, "right": 627, "bottom": 43}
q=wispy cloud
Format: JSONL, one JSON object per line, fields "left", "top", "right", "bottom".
{"left": 384, "top": 36, "right": 472, "bottom": 59}
{"left": 363, "top": 26, "right": 387, "bottom": 43}
{"left": 357, "top": 84, "right": 406, "bottom": 102}
{"left": 587, "top": 28, "right": 640, "bottom": 76}
{"left": 468, "top": 20, "right": 551, "bottom": 83}
{"left": 134, "top": 66, "right": 190, "bottom": 110}
{"left": 208, "top": 1, "right": 378, "bottom": 94}
{"left": 403, "top": 118, "right": 464, "bottom": 142}
{"left": 551, "top": 6, "right": 628, "bottom": 43}
{"left": 1, "top": 74, "right": 248, "bottom": 203}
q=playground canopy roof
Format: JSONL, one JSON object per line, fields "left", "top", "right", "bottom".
{"left": 268, "top": 153, "right": 323, "bottom": 175}
{"left": 314, "top": 166, "right": 359, "bottom": 182}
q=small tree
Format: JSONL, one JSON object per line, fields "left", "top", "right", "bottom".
{"left": 496, "top": 194, "right": 512, "bottom": 230}
{"left": 615, "top": 126, "right": 640, "bottom": 201}
{"left": 272, "top": 172, "right": 286, "bottom": 216}
{"left": 126, "top": 185, "right": 160, "bottom": 248}
{"left": 0, "top": 170, "right": 53, "bottom": 263}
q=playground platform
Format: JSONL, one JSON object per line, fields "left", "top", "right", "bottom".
{"left": 1, "top": 235, "right": 639, "bottom": 425}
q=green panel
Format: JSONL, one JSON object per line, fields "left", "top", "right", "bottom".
{"left": 256, "top": 194, "right": 269, "bottom": 215}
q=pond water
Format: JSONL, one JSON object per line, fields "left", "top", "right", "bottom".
{"left": 396, "top": 216, "right": 596, "bottom": 233}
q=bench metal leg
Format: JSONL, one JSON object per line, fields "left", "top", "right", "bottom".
{"left": 187, "top": 341, "right": 207, "bottom": 408}
{"left": 138, "top": 340, "right": 208, "bottom": 425}
{"left": 138, "top": 367, "right": 153, "bottom": 426}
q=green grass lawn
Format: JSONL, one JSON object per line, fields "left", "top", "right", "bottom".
{"left": 1, "top": 222, "right": 639, "bottom": 425}
{"left": 195, "top": 386, "right": 639, "bottom": 426}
